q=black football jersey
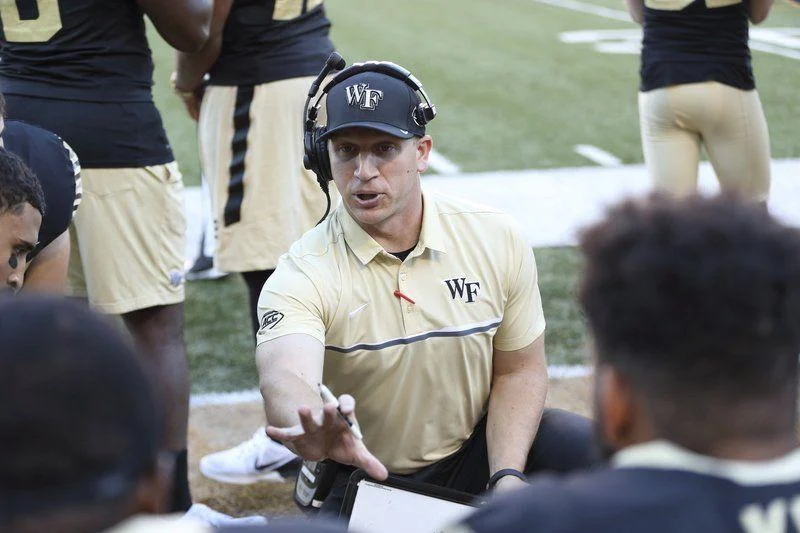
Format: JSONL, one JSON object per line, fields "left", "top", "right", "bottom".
{"left": 1, "top": 120, "right": 80, "bottom": 258}
{"left": 640, "top": 0, "right": 753, "bottom": 92}
{"left": 0, "top": 0, "right": 154, "bottom": 102}
{"left": 459, "top": 441, "right": 800, "bottom": 533}
{"left": 208, "top": 0, "right": 334, "bottom": 86}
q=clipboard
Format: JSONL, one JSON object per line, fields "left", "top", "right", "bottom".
{"left": 341, "top": 470, "right": 484, "bottom": 533}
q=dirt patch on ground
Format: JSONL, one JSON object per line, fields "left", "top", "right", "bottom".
{"left": 189, "top": 377, "right": 592, "bottom": 518}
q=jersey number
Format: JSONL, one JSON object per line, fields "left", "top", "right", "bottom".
{"left": 644, "top": 0, "right": 741, "bottom": 10}
{"left": 273, "top": 0, "right": 323, "bottom": 21}
{"left": 0, "top": 0, "right": 62, "bottom": 42}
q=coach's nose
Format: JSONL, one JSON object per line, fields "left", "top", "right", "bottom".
{"left": 354, "top": 153, "right": 379, "bottom": 182}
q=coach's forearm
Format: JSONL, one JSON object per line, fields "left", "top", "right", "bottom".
{"left": 259, "top": 367, "right": 325, "bottom": 430}
{"left": 256, "top": 335, "right": 327, "bottom": 431}
{"left": 486, "top": 354, "right": 548, "bottom": 476}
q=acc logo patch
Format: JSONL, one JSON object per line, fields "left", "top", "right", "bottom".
{"left": 259, "top": 310, "right": 285, "bottom": 331}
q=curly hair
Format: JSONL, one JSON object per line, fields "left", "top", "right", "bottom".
{"left": 0, "top": 147, "right": 46, "bottom": 217}
{"left": 579, "top": 193, "right": 800, "bottom": 444}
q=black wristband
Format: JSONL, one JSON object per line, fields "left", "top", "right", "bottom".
{"left": 487, "top": 468, "right": 528, "bottom": 490}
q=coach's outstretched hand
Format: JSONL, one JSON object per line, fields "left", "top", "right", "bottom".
{"left": 266, "top": 394, "right": 389, "bottom": 481}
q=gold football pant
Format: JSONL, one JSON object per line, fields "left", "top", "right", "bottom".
{"left": 638, "top": 81, "right": 771, "bottom": 201}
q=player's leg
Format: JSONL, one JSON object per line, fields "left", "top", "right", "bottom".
{"left": 72, "top": 164, "right": 190, "bottom": 511}
{"left": 638, "top": 86, "right": 702, "bottom": 196}
{"left": 197, "top": 82, "right": 302, "bottom": 485}
{"left": 522, "top": 408, "right": 595, "bottom": 473}
{"left": 700, "top": 83, "right": 771, "bottom": 203}
{"left": 206, "top": 78, "right": 333, "bottom": 277}
{"left": 340, "top": 409, "right": 592, "bottom": 504}
{"left": 186, "top": 173, "right": 228, "bottom": 281}
{"left": 122, "top": 302, "right": 190, "bottom": 510}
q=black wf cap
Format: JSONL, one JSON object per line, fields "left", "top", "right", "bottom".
{"left": 320, "top": 71, "right": 426, "bottom": 141}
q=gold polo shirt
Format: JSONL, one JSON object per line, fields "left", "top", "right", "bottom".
{"left": 257, "top": 191, "right": 545, "bottom": 473}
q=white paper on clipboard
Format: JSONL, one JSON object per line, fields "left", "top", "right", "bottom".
{"left": 347, "top": 479, "right": 475, "bottom": 533}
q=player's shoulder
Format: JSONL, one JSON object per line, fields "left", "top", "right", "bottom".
{"left": 3, "top": 119, "right": 63, "bottom": 147}
{"left": 103, "top": 515, "right": 210, "bottom": 533}
{"left": 3, "top": 120, "right": 80, "bottom": 178}
{"left": 461, "top": 468, "right": 714, "bottom": 533}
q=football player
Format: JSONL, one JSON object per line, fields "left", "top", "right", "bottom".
{"left": 449, "top": 194, "right": 800, "bottom": 533}
{"left": 0, "top": 0, "right": 211, "bottom": 513}
{"left": 173, "top": 0, "right": 338, "bottom": 485}
{"left": 0, "top": 94, "right": 80, "bottom": 294}
{"left": 628, "top": 0, "right": 774, "bottom": 202}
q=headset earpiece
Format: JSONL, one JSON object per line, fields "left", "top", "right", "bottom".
{"left": 312, "top": 126, "right": 332, "bottom": 184}
{"left": 413, "top": 103, "right": 437, "bottom": 127}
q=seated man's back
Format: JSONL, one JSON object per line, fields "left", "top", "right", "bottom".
{"left": 462, "top": 441, "right": 800, "bottom": 532}
{"left": 451, "top": 193, "right": 800, "bottom": 533}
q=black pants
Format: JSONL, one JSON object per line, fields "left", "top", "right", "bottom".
{"left": 318, "top": 408, "right": 594, "bottom": 517}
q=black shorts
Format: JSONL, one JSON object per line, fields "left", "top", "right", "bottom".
{"left": 319, "top": 408, "right": 595, "bottom": 518}
{"left": 3, "top": 95, "right": 173, "bottom": 168}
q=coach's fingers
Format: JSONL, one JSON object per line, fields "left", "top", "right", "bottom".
{"left": 356, "top": 445, "right": 389, "bottom": 481}
{"left": 298, "top": 405, "right": 324, "bottom": 436}
{"left": 321, "top": 402, "right": 346, "bottom": 430}
{"left": 338, "top": 394, "right": 355, "bottom": 415}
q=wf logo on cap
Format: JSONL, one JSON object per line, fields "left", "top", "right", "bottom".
{"left": 345, "top": 83, "right": 383, "bottom": 110}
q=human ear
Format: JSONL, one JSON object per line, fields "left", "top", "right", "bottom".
{"left": 416, "top": 135, "right": 432, "bottom": 173}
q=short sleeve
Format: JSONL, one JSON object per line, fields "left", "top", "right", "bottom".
{"left": 255, "top": 253, "right": 327, "bottom": 347}
{"left": 493, "top": 224, "right": 546, "bottom": 352}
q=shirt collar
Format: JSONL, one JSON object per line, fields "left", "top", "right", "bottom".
{"left": 612, "top": 439, "right": 800, "bottom": 486}
{"left": 416, "top": 191, "right": 448, "bottom": 255}
{"left": 337, "top": 190, "right": 448, "bottom": 266}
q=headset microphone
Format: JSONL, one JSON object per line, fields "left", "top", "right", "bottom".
{"left": 307, "top": 52, "right": 345, "bottom": 98}
{"left": 303, "top": 52, "right": 347, "bottom": 224}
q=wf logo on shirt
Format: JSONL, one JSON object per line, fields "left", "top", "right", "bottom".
{"left": 445, "top": 277, "right": 481, "bottom": 303}
{"left": 345, "top": 83, "right": 383, "bottom": 110}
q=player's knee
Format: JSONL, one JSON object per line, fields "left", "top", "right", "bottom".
{"left": 123, "top": 303, "right": 185, "bottom": 348}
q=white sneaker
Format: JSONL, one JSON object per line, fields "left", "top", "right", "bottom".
{"left": 182, "top": 503, "right": 268, "bottom": 527}
{"left": 199, "top": 427, "right": 299, "bottom": 485}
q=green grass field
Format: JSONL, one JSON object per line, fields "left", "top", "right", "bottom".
{"left": 148, "top": 0, "right": 800, "bottom": 393}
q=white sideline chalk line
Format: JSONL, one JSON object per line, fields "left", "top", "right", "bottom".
{"left": 574, "top": 144, "right": 622, "bottom": 167}
{"left": 184, "top": 157, "right": 800, "bottom": 257}
{"left": 537, "top": 0, "right": 800, "bottom": 61}
{"left": 750, "top": 40, "right": 800, "bottom": 61}
{"left": 192, "top": 389, "right": 262, "bottom": 407}
{"left": 531, "top": 0, "right": 632, "bottom": 22}
{"left": 190, "top": 365, "right": 594, "bottom": 407}
{"left": 429, "top": 149, "right": 461, "bottom": 174}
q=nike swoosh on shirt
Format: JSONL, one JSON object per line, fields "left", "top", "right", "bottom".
{"left": 348, "top": 303, "right": 369, "bottom": 318}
